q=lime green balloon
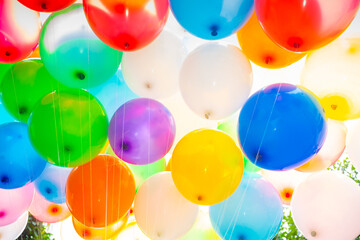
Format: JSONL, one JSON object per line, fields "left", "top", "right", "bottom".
{"left": 1, "top": 59, "right": 63, "bottom": 122}
{"left": 28, "top": 89, "right": 108, "bottom": 167}
{"left": 0, "top": 63, "right": 12, "bottom": 94}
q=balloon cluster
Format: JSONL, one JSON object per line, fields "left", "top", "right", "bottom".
{"left": 1, "top": 0, "right": 360, "bottom": 240}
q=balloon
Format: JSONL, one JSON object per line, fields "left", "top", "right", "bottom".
{"left": 66, "top": 155, "right": 135, "bottom": 228}
{"left": 34, "top": 164, "right": 72, "bottom": 204}
{"left": 18, "top": 0, "right": 76, "bottom": 12}
{"left": 29, "top": 190, "right": 71, "bottom": 223}
{"left": 122, "top": 31, "right": 186, "bottom": 99}
{"left": 115, "top": 222, "right": 150, "bottom": 240}
{"left": 291, "top": 171, "right": 360, "bottom": 240}
{"left": 301, "top": 38, "right": 360, "bottom": 120}
{"left": 109, "top": 98, "right": 175, "bottom": 165}
{"left": 40, "top": 5, "right": 122, "bottom": 89}
{"left": 0, "top": 0, "right": 41, "bottom": 63}
{"left": 347, "top": 121, "right": 360, "bottom": 171}
{"left": 26, "top": 46, "right": 40, "bottom": 59}
{"left": 238, "top": 83, "right": 327, "bottom": 170}
{"left": 28, "top": 89, "right": 108, "bottom": 167}
{"left": 83, "top": 0, "right": 169, "bottom": 51}
{"left": 179, "top": 43, "right": 252, "bottom": 120}
{"left": 0, "top": 183, "right": 34, "bottom": 226}
{"left": 88, "top": 70, "right": 138, "bottom": 119}
{"left": 297, "top": 120, "right": 347, "bottom": 172}
{"left": 1, "top": 59, "right": 63, "bottom": 122}
{"left": 237, "top": 13, "right": 305, "bottom": 69}
{"left": 0, "top": 122, "right": 46, "bottom": 189}
{"left": 171, "top": 129, "right": 244, "bottom": 205}
{"left": 255, "top": 0, "right": 360, "bottom": 52}
{"left": 0, "top": 63, "right": 12, "bottom": 92}
{"left": 134, "top": 172, "right": 198, "bottom": 240}
{"left": 0, "top": 212, "right": 28, "bottom": 240}
{"left": 210, "top": 173, "right": 283, "bottom": 240}
{"left": 169, "top": 0, "right": 254, "bottom": 40}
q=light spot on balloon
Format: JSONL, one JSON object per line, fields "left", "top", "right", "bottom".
{"left": 348, "top": 46, "right": 358, "bottom": 54}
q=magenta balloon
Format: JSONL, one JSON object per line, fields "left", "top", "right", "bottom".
{"left": 109, "top": 98, "right": 175, "bottom": 165}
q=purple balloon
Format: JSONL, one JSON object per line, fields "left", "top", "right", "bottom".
{"left": 109, "top": 98, "right": 175, "bottom": 165}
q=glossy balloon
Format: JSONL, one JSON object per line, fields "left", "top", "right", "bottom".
{"left": 83, "top": 0, "right": 169, "bottom": 51}
{"left": 172, "top": 129, "right": 244, "bottom": 205}
{"left": 210, "top": 173, "right": 283, "bottom": 240}
{"left": 291, "top": 171, "right": 360, "bottom": 240}
{"left": 237, "top": 13, "right": 305, "bottom": 68}
{"left": 0, "top": 0, "right": 41, "bottom": 63}
{"left": 18, "top": 0, "right": 76, "bottom": 12}
{"left": 170, "top": 0, "right": 254, "bottom": 40}
{"left": 35, "top": 164, "right": 72, "bottom": 204}
{"left": 238, "top": 83, "right": 327, "bottom": 170}
{"left": 0, "top": 183, "right": 34, "bottom": 226}
{"left": 180, "top": 43, "right": 253, "bottom": 120}
{"left": 1, "top": 59, "right": 63, "bottom": 122}
{"left": 301, "top": 39, "right": 360, "bottom": 120}
{"left": 0, "top": 212, "right": 28, "bottom": 240}
{"left": 66, "top": 155, "right": 135, "bottom": 228}
{"left": 0, "top": 63, "right": 12, "bottom": 92}
{"left": 255, "top": 0, "right": 360, "bottom": 52}
{"left": 40, "top": 5, "right": 122, "bottom": 88}
{"left": 134, "top": 172, "right": 199, "bottom": 240}
{"left": 28, "top": 89, "right": 108, "bottom": 167}
{"left": 109, "top": 98, "right": 175, "bottom": 165}
{"left": 0, "top": 123, "right": 46, "bottom": 189}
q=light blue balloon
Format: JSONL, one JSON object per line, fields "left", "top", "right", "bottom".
{"left": 169, "top": 0, "right": 254, "bottom": 40}
{"left": 210, "top": 173, "right": 283, "bottom": 240}
{"left": 0, "top": 101, "right": 16, "bottom": 125}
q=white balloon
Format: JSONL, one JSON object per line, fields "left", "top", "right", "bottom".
{"left": 179, "top": 42, "right": 253, "bottom": 120}
{"left": 347, "top": 120, "right": 360, "bottom": 171}
{"left": 0, "top": 212, "right": 28, "bottom": 240}
{"left": 134, "top": 172, "right": 199, "bottom": 240}
{"left": 291, "top": 171, "right": 360, "bottom": 240}
{"left": 122, "top": 31, "right": 186, "bottom": 99}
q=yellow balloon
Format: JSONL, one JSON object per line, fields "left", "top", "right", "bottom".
{"left": 301, "top": 38, "right": 360, "bottom": 120}
{"left": 171, "top": 129, "right": 244, "bottom": 205}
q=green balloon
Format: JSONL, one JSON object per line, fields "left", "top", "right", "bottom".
{"left": 28, "top": 89, "right": 108, "bottom": 167}
{"left": 0, "top": 63, "right": 12, "bottom": 95}
{"left": 1, "top": 59, "right": 63, "bottom": 122}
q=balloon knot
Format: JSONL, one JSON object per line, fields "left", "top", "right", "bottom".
{"left": 0, "top": 175, "right": 9, "bottom": 184}
{"left": 311, "top": 231, "right": 317, "bottom": 237}
{"left": 145, "top": 82, "right": 152, "bottom": 89}
{"left": 204, "top": 111, "right": 212, "bottom": 119}
{"left": 4, "top": 51, "right": 10, "bottom": 57}
{"left": 210, "top": 25, "right": 218, "bottom": 37}
{"left": 76, "top": 72, "right": 86, "bottom": 80}
{"left": 18, "top": 106, "right": 28, "bottom": 115}
{"left": 0, "top": 212, "right": 5, "bottom": 218}
{"left": 41, "top": 3, "right": 47, "bottom": 9}
{"left": 331, "top": 104, "right": 337, "bottom": 110}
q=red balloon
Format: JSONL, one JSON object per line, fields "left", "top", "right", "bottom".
{"left": 255, "top": 0, "right": 360, "bottom": 52}
{"left": 17, "top": 0, "right": 76, "bottom": 12}
{"left": 83, "top": 0, "right": 169, "bottom": 51}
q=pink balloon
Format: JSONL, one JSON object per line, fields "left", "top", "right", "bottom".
{"left": 0, "top": 183, "right": 34, "bottom": 226}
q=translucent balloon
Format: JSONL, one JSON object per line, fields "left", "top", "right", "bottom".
{"left": 114, "top": 222, "right": 150, "bottom": 240}
{"left": 28, "top": 89, "right": 108, "bottom": 167}
{"left": 0, "top": 183, "right": 34, "bottom": 226}
{"left": 66, "top": 155, "right": 135, "bottom": 228}
{"left": 29, "top": 190, "right": 71, "bottom": 223}
{"left": 291, "top": 171, "right": 360, "bottom": 240}
{"left": 1, "top": 59, "right": 63, "bottom": 122}
{"left": 122, "top": 31, "right": 186, "bottom": 99}
{"left": 0, "top": 212, "right": 28, "bottom": 240}
{"left": 347, "top": 121, "right": 360, "bottom": 171}
{"left": 109, "top": 98, "right": 175, "bottom": 165}
{"left": 170, "top": 0, "right": 254, "bottom": 40}
{"left": 255, "top": 0, "right": 360, "bottom": 52}
{"left": 172, "top": 129, "right": 244, "bottom": 205}
{"left": 210, "top": 173, "right": 283, "bottom": 240}
{"left": 237, "top": 13, "right": 305, "bottom": 69}
{"left": 238, "top": 83, "right": 327, "bottom": 170}
{"left": 83, "top": 0, "right": 169, "bottom": 51}
{"left": 18, "top": 0, "right": 76, "bottom": 12}
{"left": 301, "top": 38, "right": 360, "bottom": 120}
{"left": 0, "top": 122, "right": 46, "bottom": 189}
{"left": 134, "top": 172, "right": 199, "bottom": 240}
{"left": 34, "top": 164, "right": 72, "bottom": 204}
{"left": 297, "top": 120, "right": 347, "bottom": 172}
{"left": 179, "top": 43, "right": 252, "bottom": 120}
{"left": 0, "top": 0, "right": 41, "bottom": 63}
{"left": 40, "top": 5, "right": 122, "bottom": 88}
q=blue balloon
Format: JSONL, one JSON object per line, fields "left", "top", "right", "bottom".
{"left": 35, "top": 164, "right": 72, "bottom": 204}
{"left": 169, "top": 0, "right": 254, "bottom": 40}
{"left": 210, "top": 173, "right": 283, "bottom": 240}
{"left": 238, "top": 83, "right": 327, "bottom": 170}
{"left": 0, "top": 101, "right": 16, "bottom": 125}
{"left": 0, "top": 122, "right": 47, "bottom": 189}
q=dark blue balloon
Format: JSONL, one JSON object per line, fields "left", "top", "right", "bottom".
{"left": 0, "top": 122, "right": 47, "bottom": 189}
{"left": 238, "top": 83, "right": 327, "bottom": 170}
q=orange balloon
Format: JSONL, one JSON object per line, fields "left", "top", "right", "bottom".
{"left": 66, "top": 155, "right": 135, "bottom": 228}
{"left": 237, "top": 13, "right": 305, "bottom": 69}
{"left": 166, "top": 157, "right": 172, "bottom": 171}
{"left": 27, "top": 46, "right": 40, "bottom": 59}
